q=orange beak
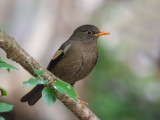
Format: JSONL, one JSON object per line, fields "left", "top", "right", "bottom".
{"left": 94, "top": 31, "right": 110, "bottom": 36}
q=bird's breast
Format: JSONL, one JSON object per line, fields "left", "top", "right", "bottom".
{"left": 76, "top": 44, "right": 98, "bottom": 79}
{"left": 52, "top": 42, "right": 98, "bottom": 85}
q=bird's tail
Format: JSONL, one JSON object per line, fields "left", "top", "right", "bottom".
{"left": 21, "top": 84, "right": 44, "bottom": 106}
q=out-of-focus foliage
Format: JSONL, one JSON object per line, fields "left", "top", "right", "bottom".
{"left": 88, "top": 44, "right": 160, "bottom": 120}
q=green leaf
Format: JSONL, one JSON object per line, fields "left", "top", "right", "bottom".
{"left": 34, "top": 69, "right": 44, "bottom": 76}
{"left": 0, "top": 102, "right": 13, "bottom": 113}
{"left": 42, "top": 87, "right": 57, "bottom": 106}
{"left": 0, "top": 87, "right": 7, "bottom": 96}
{"left": 52, "top": 80, "right": 77, "bottom": 102}
{"left": 0, "top": 116, "right": 5, "bottom": 120}
{"left": 23, "top": 77, "right": 48, "bottom": 87}
{"left": 0, "top": 62, "right": 18, "bottom": 71}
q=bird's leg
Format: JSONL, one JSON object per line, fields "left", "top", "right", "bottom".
{"left": 72, "top": 85, "right": 88, "bottom": 106}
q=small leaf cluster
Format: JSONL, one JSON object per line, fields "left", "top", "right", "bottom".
{"left": 0, "top": 56, "right": 18, "bottom": 72}
{"left": 0, "top": 56, "right": 17, "bottom": 120}
{"left": 0, "top": 87, "right": 13, "bottom": 120}
{"left": 23, "top": 69, "right": 77, "bottom": 106}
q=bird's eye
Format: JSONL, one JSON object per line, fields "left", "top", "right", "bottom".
{"left": 86, "top": 31, "right": 92, "bottom": 35}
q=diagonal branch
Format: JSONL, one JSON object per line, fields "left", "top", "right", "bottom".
{"left": 0, "top": 30, "right": 100, "bottom": 120}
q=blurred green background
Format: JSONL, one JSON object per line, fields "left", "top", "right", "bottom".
{"left": 0, "top": 0, "right": 160, "bottom": 120}
{"left": 88, "top": 44, "right": 160, "bottom": 120}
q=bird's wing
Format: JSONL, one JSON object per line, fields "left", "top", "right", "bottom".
{"left": 47, "top": 41, "right": 71, "bottom": 71}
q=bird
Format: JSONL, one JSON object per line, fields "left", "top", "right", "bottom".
{"left": 21, "top": 24, "right": 109, "bottom": 105}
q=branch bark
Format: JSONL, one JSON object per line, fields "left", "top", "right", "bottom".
{"left": 0, "top": 30, "right": 100, "bottom": 120}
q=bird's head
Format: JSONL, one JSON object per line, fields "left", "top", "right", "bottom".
{"left": 71, "top": 24, "right": 109, "bottom": 43}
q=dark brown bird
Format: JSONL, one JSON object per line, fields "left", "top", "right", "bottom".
{"left": 21, "top": 24, "right": 109, "bottom": 105}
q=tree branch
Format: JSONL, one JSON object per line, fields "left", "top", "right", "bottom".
{"left": 0, "top": 30, "right": 100, "bottom": 120}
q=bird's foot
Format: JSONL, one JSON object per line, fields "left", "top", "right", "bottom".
{"left": 72, "top": 85, "right": 88, "bottom": 106}
{"left": 77, "top": 96, "right": 88, "bottom": 106}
